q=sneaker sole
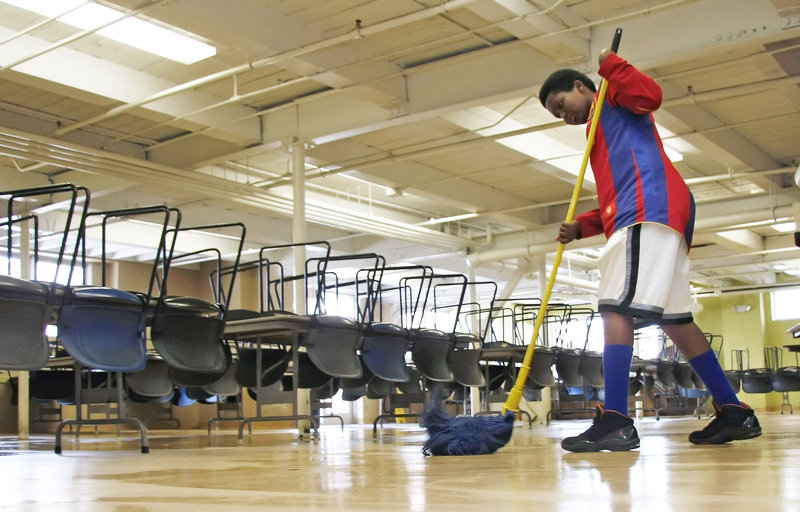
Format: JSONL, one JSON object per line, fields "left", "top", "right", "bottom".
{"left": 562, "top": 434, "right": 640, "bottom": 453}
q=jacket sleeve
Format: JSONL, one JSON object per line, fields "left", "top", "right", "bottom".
{"left": 575, "top": 209, "right": 605, "bottom": 239}
{"left": 598, "top": 52, "right": 662, "bottom": 114}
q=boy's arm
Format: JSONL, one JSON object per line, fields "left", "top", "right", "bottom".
{"left": 598, "top": 52, "right": 662, "bottom": 114}
{"left": 575, "top": 209, "right": 605, "bottom": 238}
{"left": 557, "top": 209, "right": 604, "bottom": 244}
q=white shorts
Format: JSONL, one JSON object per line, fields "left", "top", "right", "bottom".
{"left": 597, "top": 222, "right": 693, "bottom": 325}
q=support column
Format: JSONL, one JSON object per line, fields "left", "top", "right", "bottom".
{"left": 17, "top": 219, "right": 31, "bottom": 440}
{"left": 467, "top": 261, "right": 481, "bottom": 416}
{"left": 291, "top": 140, "right": 311, "bottom": 432}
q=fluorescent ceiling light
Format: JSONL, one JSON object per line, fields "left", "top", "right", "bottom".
{"left": 1, "top": 0, "right": 215, "bottom": 64}
{"left": 771, "top": 221, "right": 796, "bottom": 233}
{"left": 663, "top": 146, "right": 683, "bottom": 163}
{"left": 656, "top": 123, "right": 684, "bottom": 162}
{"left": 496, "top": 133, "right": 596, "bottom": 183}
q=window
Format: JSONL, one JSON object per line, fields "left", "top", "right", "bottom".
{"left": 771, "top": 288, "right": 800, "bottom": 321}
{"left": 0, "top": 257, "right": 82, "bottom": 284}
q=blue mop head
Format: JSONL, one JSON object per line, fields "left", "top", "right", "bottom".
{"left": 420, "top": 388, "right": 516, "bottom": 456}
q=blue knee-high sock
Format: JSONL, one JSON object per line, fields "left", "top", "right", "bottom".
{"left": 688, "top": 350, "right": 741, "bottom": 407}
{"left": 603, "top": 344, "right": 634, "bottom": 415}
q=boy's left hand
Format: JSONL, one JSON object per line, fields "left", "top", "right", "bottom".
{"left": 598, "top": 48, "right": 613, "bottom": 66}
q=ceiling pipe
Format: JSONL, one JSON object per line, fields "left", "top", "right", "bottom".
{"left": 467, "top": 203, "right": 796, "bottom": 266}
{"left": 89, "top": 0, "right": 695, "bottom": 151}
{"left": 50, "top": 0, "right": 484, "bottom": 138}
{"left": 692, "top": 281, "right": 800, "bottom": 298}
{"left": 694, "top": 205, "right": 793, "bottom": 232}
{"left": 0, "top": 126, "right": 470, "bottom": 249}
{"left": 663, "top": 75, "right": 800, "bottom": 108}
{"left": 120, "top": 0, "right": 572, "bottom": 150}
{"left": 684, "top": 166, "right": 795, "bottom": 186}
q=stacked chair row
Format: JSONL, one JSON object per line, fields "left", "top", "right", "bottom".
{"left": 1, "top": 184, "right": 246, "bottom": 453}
{"left": 728, "top": 346, "right": 800, "bottom": 414}
{"left": 10, "top": 184, "right": 719, "bottom": 447}
{"left": 219, "top": 247, "right": 495, "bottom": 436}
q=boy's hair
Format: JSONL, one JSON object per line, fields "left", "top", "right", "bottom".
{"left": 538, "top": 69, "right": 596, "bottom": 106}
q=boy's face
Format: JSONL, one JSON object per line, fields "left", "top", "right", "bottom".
{"left": 544, "top": 80, "right": 594, "bottom": 125}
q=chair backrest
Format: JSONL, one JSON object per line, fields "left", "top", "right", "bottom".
{"left": 257, "top": 241, "right": 331, "bottom": 314}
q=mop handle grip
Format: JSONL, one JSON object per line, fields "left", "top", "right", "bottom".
{"left": 503, "top": 28, "right": 622, "bottom": 415}
{"left": 611, "top": 27, "right": 622, "bottom": 52}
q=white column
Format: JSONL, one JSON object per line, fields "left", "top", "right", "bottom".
{"left": 17, "top": 219, "right": 31, "bottom": 440}
{"left": 291, "top": 141, "right": 311, "bottom": 432}
{"left": 467, "top": 261, "right": 481, "bottom": 416}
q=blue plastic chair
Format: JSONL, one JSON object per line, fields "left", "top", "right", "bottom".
{"left": 57, "top": 286, "right": 147, "bottom": 372}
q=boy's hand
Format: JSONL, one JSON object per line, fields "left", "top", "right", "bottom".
{"left": 598, "top": 48, "right": 613, "bottom": 66}
{"left": 556, "top": 221, "right": 581, "bottom": 244}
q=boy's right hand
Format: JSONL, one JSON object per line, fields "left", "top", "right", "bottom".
{"left": 556, "top": 221, "right": 581, "bottom": 244}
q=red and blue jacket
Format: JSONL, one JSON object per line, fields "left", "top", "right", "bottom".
{"left": 575, "top": 53, "right": 695, "bottom": 249}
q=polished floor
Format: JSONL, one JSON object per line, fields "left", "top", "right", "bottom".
{"left": 1, "top": 412, "right": 798, "bottom": 512}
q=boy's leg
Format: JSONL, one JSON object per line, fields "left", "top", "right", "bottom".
{"left": 662, "top": 322, "right": 761, "bottom": 444}
{"left": 561, "top": 311, "right": 639, "bottom": 452}
{"left": 602, "top": 312, "right": 634, "bottom": 415}
{"left": 661, "top": 322, "right": 739, "bottom": 406}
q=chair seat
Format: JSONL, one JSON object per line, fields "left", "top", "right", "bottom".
{"left": 773, "top": 367, "right": 800, "bottom": 392}
{"left": 366, "top": 376, "right": 395, "bottom": 398}
{"left": 287, "top": 352, "right": 332, "bottom": 389}
{"left": 526, "top": 346, "right": 556, "bottom": 390}
{"left": 203, "top": 362, "right": 241, "bottom": 396}
{"left": 125, "top": 357, "right": 174, "bottom": 399}
{"left": 674, "top": 361, "right": 696, "bottom": 389}
{"left": 396, "top": 367, "right": 424, "bottom": 394}
{"left": 447, "top": 347, "right": 485, "bottom": 387}
{"left": 151, "top": 297, "right": 227, "bottom": 375}
{"left": 170, "top": 366, "right": 228, "bottom": 387}
{"left": 554, "top": 348, "right": 583, "bottom": 387}
{"left": 0, "top": 276, "right": 52, "bottom": 371}
{"left": 578, "top": 350, "right": 603, "bottom": 388}
{"left": 410, "top": 328, "right": 453, "bottom": 382}
{"left": 58, "top": 287, "right": 147, "bottom": 372}
{"left": 235, "top": 347, "right": 290, "bottom": 388}
{"left": 304, "top": 315, "right": 363, "bottom": 379}
{"left": 741, "top": 369, "right": 773, "bottom": 393}
{"left": 360, "top": 323, "right": 410, "bottom": 382}
{"left": 447, "top": 333, "right": 484, "bottom": 387}
{"left": 725, "top": 370, "right": 741, "bottom": 393}
{"left": 655, "top": 359, "right": 678, "bottom": 388}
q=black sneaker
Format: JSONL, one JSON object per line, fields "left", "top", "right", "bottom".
{"left": 561, "top": 407, "right": 640, "bottom": 452}
{"left": 689, "top": 402, "right": 762, "bottom": 445}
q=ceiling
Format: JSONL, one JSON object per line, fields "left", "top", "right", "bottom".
{"left": 1, "top": 0, "right": 799, "bottom": 307}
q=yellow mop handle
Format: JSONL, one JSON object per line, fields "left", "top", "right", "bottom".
{"left": 502, "top": 51, "right": 617, "bottom": 414}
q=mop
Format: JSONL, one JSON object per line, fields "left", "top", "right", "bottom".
{"left": 421, "top": 28, "right": 623, "bottom": 456}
